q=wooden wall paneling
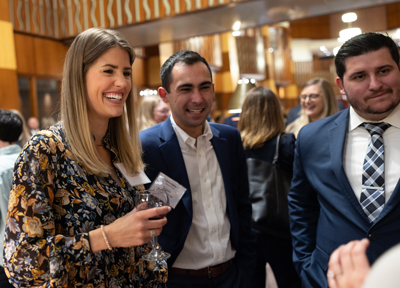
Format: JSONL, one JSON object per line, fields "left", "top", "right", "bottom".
{"left": 86, "top": 0, "right": 99, "bottom": 28}
{"left": 213, "top": 33, "right": 234, "bottom": 114}
{"left": 29, "top": 76, "right": 38, "bottom": 117}
{"left": 0, "top": 68, "right": 20, "bottom": 110}
{"left": 178, "top": 0, "right": 187, "bottom": 13}
{"left": 329, "top": 5, "right": 386, "bottom": 38}
{"left": 200, "top": 0, "right": 208, "bottom": 10}
{"left": 73, "top": 0, "right": 86, "bottom": 33}
{"left": 30, "top": 0, "right": 40, "bottom": 35}
{"left": 0, "top": 0, "right": 10, "bottom": 22}
{"left": 33, "top": 37, "right": 67, "bottom": 78}
{"left": 146, "top": 0, "right": 155, "bottom": 21}
{"left": 290, "top": 15, "right": 330, "bottom": 39}
{"left": 11, "top": 0, "right": 23, "bottom": 31}
{"left": 147, "top": 56, "right": 161, "bottom": 87}
{"left": 132, "top": 57, "right": 146, "bottom": 87}
{"left": 126, "top": 0, "right": 144, "bottom": 24}
{"left": 71, "top": 0, "right": 79, "bottom": 34}
{"left": 108, "top": 0, "right": 118, "bottom": 28}
{"left": 27, "top": 0, "right": 35, "bottom": 35}
{"left": 14, "top": 33, "right": 36, "bottom": 75}
{"left": 0, "top": 20, "right": 17, "bottom": 70}
{"left": 386, "top": 3, "right": 400, "bottom": 30}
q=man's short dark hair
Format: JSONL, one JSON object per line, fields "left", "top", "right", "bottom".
{"left": 0, "top": 110, "right": 23, "bottom": 143}
{"left": 160, "top": 50, "right": 213, "bottom": 93}
{"left": 335, "top": 32, "right": 400, "bottom": 81}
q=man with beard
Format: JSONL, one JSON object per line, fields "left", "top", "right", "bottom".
{"left": 140, "top": 50, "right": 255, "bottom": 288}
{"left": 288, "top": 32, "right": 400, "bottom": 288}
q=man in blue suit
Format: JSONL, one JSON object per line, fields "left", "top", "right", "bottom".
{"left": 140, "top": 50, "right": 255, "bottom": 288}
{"left": 288, "top": 32, "right": 400, "bottom": 288}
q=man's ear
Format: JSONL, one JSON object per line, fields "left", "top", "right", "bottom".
{"left": 158, "top": 87, "right": 169, "bottom": 103}
{"left": 336, "top": 77, "right": 346, "bottom": 95}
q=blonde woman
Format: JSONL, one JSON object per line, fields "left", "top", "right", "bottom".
{"left": 286, "top": 78, "right": 339, "bottom": 137}
{"left": 138, "top": 94, "right": 170, "bottom": 131}
{"left": 4, "top": 28, "right": 170, "bottom": 287}
{"left": 239, "top": 86, "right": 300, "bottom": 288}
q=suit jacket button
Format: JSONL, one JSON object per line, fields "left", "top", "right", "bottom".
{"left": 368, "top": 233, "right": 376, "bottom": 240}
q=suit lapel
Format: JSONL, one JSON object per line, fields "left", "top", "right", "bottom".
{"left": 158, "top": 119, "right": 193, "bottom": 218}
{"left": 329, "top": 110, "right": 368, "bottom": 220}
{"left": 377, "top": 175, "right": 400, "bottom": 222}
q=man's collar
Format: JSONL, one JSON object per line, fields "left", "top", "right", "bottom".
{"left": 170, "top": 115, "right": 213, "bottom": 149}
{"left": 349, "top": 104, "right": 400, "bottom": 131}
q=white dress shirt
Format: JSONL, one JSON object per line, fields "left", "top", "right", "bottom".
{"left": 170, "top": 115, "right": 235, "bottom": 269}
{"left": 344, "top": 104, "right": 400, "bottom": 203}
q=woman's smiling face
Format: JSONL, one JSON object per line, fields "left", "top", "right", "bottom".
{"left": 300, "top": 84, "right": 324, "bottom": 122}
{"left": 85, "top": 46, "right": 132, "bottom": 127}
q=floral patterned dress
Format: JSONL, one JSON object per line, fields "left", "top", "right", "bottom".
{"left": 3, "top": 123, "right": 167, "bottom": 287}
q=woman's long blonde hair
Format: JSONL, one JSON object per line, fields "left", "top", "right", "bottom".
{"left": 286, "top": 78, "right": 339, "bottom": 137}
{"left": 137, "top": 95, "right": 161, "bottom": 131}
{"left": 60, "top": 28, "right": 143, "bottom": 176}
{"left": 239, "top": 86, "right": 285, "bottom": 150}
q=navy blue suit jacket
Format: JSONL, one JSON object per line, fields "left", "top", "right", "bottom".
{"left": 288, "top": 108, "right": 400, "bottom": 288}
{"left": 140, "top": 118, "right": 255, "bottom": 282}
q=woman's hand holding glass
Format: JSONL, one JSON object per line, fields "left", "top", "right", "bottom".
{"left": 98, "top": 197, "right": 171, "bottom": 250}
{"left": 135, "top": 190, "right": 171, "bottom": 261}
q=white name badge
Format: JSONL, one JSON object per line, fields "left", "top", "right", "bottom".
{"left": 115, "top": 163, "right": 151, "bottom": 186}
{"left": 149, "top": 172, "right": 186, "bottom": 209}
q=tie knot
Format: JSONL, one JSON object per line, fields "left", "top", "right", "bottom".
{"left": 362, "top": 122, "right": 391, "bottom": 136}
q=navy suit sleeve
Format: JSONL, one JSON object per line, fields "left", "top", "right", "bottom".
{"left": 288, "top": 127, "right": 327, "bottom": 288}
{"left": 231, "top": 129, "right": 257, "bottom": 284}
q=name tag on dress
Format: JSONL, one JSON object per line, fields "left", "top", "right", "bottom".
{"left": 115, "top": 163, "right": 151, "bottom": 186}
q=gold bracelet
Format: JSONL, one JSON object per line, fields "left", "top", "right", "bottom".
{"left": 100, "top": 225, "right": 112, "bottom": 251}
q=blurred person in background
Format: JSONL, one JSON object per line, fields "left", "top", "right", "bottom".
{"left": 0, "top": 109, "right": 22, "bottom": 288}
{"left": 138, "top": 94, "right": 170, "bottom": 131}
{"left": 3, "top": 28, "right": 170, "bottom": 287}
{"left": 10, "top": 109, "right": 31, "bottom": 147}
{"left": 286, "top": 78, "right": 339, "bottom": 137}
{"left": 28, "top": 116, "right": 40, "bottom": 135}
{"left": 286, "top": 100, "right": 345, "bottom": 126}
{"left": 238, "top": 86, "right": 301, "bottom": 288}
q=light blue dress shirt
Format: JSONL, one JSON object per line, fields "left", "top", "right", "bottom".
{"left": 0, "top": 144, "right": 21, "bottom": 267}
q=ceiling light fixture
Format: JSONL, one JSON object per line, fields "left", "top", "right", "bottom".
{"left": 338, "top": 12, "right": 361, "bottom": 42}
{"left": 341, "top": 12, "right": 357, "bottom": 23}
{"left": 232, "top": 21, "right": 241, "bottom": 37}
{"left": 232, "top": 21, "right": 241, "bottom": 31}
{"left": 338, "top": 27, "right": 362, "bottom": 42}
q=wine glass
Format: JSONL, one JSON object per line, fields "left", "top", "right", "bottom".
{"left": 135, "top": 189, "right": 171, "bottom": 261}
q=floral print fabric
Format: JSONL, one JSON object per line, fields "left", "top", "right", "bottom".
{"left": 3, "top": 123, "right": 167, "bottom": 287}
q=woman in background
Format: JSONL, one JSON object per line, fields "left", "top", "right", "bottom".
{"left": 286, "top": 77, "right": 339, "bottom": 137}
{"left": 138, "top": 94, "right": 169, "bottom": 131}
{"left": 4, "top": 28, "right": 170, "bottom": 287}
{"left": 239, "top": 86, "right": 300, "bottom": 288}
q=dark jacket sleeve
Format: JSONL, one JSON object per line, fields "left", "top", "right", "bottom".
{"left": 288, "top": 127, "right": 326, "bottom": 288}
{"left": 231, "top": 129, "right": 257, "bottom": 284}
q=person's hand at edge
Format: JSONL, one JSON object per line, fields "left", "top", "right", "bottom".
{"left": 327, "top": 239, "right": 370, "bottom": 288}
